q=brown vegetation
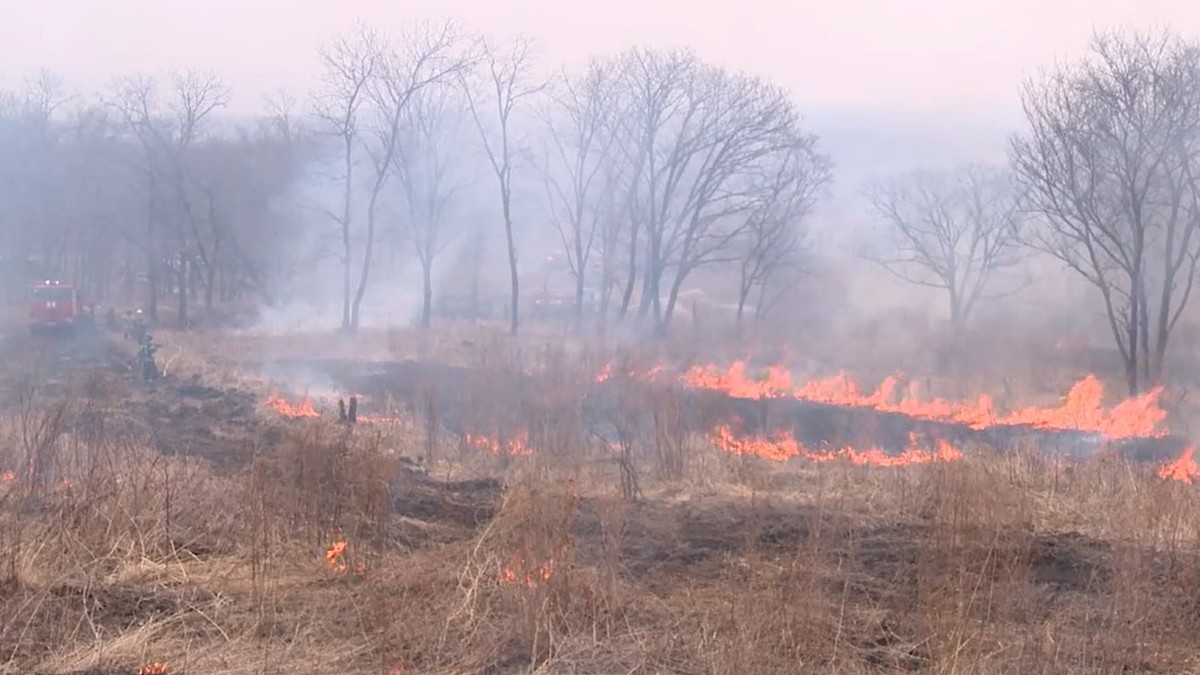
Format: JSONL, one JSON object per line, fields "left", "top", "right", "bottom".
{"left": 1, "top": 324, "right": 1199, "bottom": 675}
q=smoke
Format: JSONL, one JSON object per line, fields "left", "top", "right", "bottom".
{"left": 259, "top": 359, "right": 344, "bottom": 401}
{"left": 241, "top": 121, "right": 522, "bottom": 334}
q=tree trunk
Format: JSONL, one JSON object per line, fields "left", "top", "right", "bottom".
{"left": 146, "top": 257, "right": 159, "bottom": 321}
{"left": 949, "top": 291, "right": 964, "bottom": 340}
{"left": 574, "top": 271, "right": 585, "bottom": 328}
{"left": 468, "top": 234, "right": 482, "bottom": 320}
{"left": 1127, "top": 262, "right": 1143, "bottom": 396}
{"left": 421, "top": 257, "right": 433, "bottom": 328}
{"left": 340, "top": 232, "right": 351, "bottom": 330}
{"left": 177, "top": 252, "right": 189, "bottom": 330}
{"left": 350, "top": 202, "right": 377, "bottom": 331}
{"left": 659, "top": 266, "right": 689, "bottom": 338}
{"left": 736, "top": 287, "right": 749, "bottom": 336}
{"left": 501, "top": 186, "right": 520, "bottom": 334}
{"left": 145, "top": 188, "right": 159, "bottom": 321}
{"left": 618, "top": 221, "right": 639, "bottom": 319}
{"left": 340, "top": 137, "right": 354, "bottom": 331}
{"left": 189, "top": 260, "right": 200, "bottom": 304}
{"left": 598, "top": 269, "right": 612, "bottom": 337}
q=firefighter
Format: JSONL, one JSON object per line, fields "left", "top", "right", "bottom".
{"left": 124, "top": 309, "right": 147, "bottom": 343}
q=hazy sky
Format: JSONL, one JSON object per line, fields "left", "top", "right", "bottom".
{"left": 3, "top": 0, "right": 1199, "bottom": 122}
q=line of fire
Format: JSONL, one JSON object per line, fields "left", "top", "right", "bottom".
{"left": 260, "top": 357, "right": 1198, "bottom": 483}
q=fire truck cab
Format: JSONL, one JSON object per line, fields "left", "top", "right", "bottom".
{"left": 28, "top": 280, "right": 93, "bottom": 334}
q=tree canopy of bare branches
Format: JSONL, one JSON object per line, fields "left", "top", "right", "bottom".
{"left": 391, "top": 82, "right": 474, "bottom": 327}
{"left": 463, "top": 35, "right": 548, "bottom": 335}
{"left": 540, "top": 57, "right": 623, "bottom": 325}
{"left": 0, "top": 19, "right": 849, "bottom": 339}
{"left": 609, "top": 48, "right": 824, "bottom": 335}
{"left": 736, "top": 142, "right": 831, "bottom": 328}
{"left": 1011, "top": 30, "right": 1200, "bottom": 394}
{"left": 106, "top": 70, "right": 230, "bottom": 327}
{"left": 864, "top": 163, "right": 1023, "bottom": 332}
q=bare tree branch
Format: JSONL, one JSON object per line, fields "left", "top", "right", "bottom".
{"left": 1011, "top": 28, "right": 1200, "bottom": 393}
{"left": 461, "top": 34, "right": 548, "bottom": 334}
{"left": 863, "top": 163, "right": 1024, "bottom": 331}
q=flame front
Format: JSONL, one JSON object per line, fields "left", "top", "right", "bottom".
{"left": 137, "top": 664, "right": 169, "bottom": 675}
{"left": 1159, "top": 445, "right": 1200, "bottom": 483}
{"left": 681, "top": 362, "right": 1167, "bottom": 441}
{"left": 266, "top": 392, "right": 319, "bottom": 418}
{"left": 464, "top": 432, "right": 534, "bottom": 456}
{"left": 709, "top": 425, "right": 964, "bottom": 466}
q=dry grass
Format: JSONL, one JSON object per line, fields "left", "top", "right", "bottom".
{"left": 4, "top": 322, "right": 1200, "bottom": 674}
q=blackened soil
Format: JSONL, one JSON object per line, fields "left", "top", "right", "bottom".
{"left": 0, "top": 579, "right": 215, "bottom": 670}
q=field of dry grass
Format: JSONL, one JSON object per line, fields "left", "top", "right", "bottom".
{"left": 3, "top": 322, "right": 1200, "bottom": 674}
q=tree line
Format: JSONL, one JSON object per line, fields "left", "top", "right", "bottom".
{"left": 0, "top": 20, "right": 831, "bottom": 338}
{"left": 865, "top": 30, "right": 1200, "bottom": 395}
{"left": 1, "top": 23, "right": 1199, "bottom": 393}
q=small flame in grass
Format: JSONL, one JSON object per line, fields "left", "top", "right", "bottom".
{"left": 708, "top": 426, "right": 964, "bottom": 467}
{"left": 325, "top": 539, "right": 348, "bottom": 573}
{"left": 137, "top": 663, "right": 169, "bottom": 675}
{"left": 595, "top": 362, "right": 666, "bottom": 383}
{"left": 266, "top": 392, "right": 319, "bottom": 418}
{"left": 0, "top": 470, "right": 14, "bottom": 485}
{"left": 500, "top": 555, "right": 555, "bottom": 587}
{"left": 464, "top": 432, "right": 534, "bottom": 456}
{"left": 1159, "top": 445, "right": 1200, "bottom": 483}
{"left": 264, "top": 393, "right": 404, "bottom": 424}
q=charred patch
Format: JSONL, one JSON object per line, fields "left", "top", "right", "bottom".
{"left": 1027, "top": 531, "right": 1111, "bottom": 592}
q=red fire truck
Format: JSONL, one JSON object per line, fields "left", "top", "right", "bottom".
{"left": 28, "top": 280, "right": 93, "bottom": 334}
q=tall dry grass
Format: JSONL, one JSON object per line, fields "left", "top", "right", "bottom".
{"left": 4, "top": 327, "right": 1200, "bottom": 673}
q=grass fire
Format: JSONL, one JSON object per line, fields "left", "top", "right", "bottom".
{"left": 12, "top": 11, "right": 1200, "bottom": 674}
{"left": 4, "top": 318, "right": 1200, "bottom": 674}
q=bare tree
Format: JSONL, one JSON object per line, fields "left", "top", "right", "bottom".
{"left": 162, "top": 70, "right": 230, "bottom": 326}
{"left": 735, "top": 141, "right": 830, "bottom": 329}
{"left": 462, "top": 35, "right": 547, "bottom": 335}
{"left": 608, "top": 48, "right": 691, "bottom": 324}
{"left": 263, "top": 89, "right": 304, "bottom": 149}
{"left": 312, "top": 22, "right": 382, "bottom": 330}
{"left": 0, "top": 71, "right": 304, "bottom": 320}
{"left": 612, "top": 49, "right": 813, "bottom": 335}
{"left": 0, "top": 71, "right": 74, "bottom": 276}
{"left": 864, "top": 163, "right": 1023, "bottom": 333}
{"left": 107, "top": 75, "right": 168, "bottom": 321}
{"left": 107, "top": 70, "right": 229, "bottom": 327}
{"left": 540, "top": 58, "right": 622, "bottom": 324}
{"left": 593, "top": 152, "right": 632, "bottom": 332}
{"left": 351, "top": 20, "right": 473, "bottom": 330}
{"left": 1011, "top": 30, "right": 1200, "bottom": 394}
{"left": 391, "top": 82, "right": 473, "bottom": 327}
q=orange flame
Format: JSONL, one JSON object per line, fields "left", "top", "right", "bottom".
{"left": 0, "top": 470, "right": 14, "bottom": 485}
{"left": 679, "top": 362, "right": 1166, "bottom": 440}
{"left": 500, "top": 555, "right": 555, "bottom": 587}
{"left": 1158, "top": 445, "right": 1200, "bottom": 483}
{"left": 266, "top": 392, "right": 319, "bottom": 418}
{"left": 264, "top": 393, "right": 407, "bottom": 424}
{"left": 325, "top": 539, "right": 348, "bottom": 573}
{"left": 709, "top": 425, "right": 964, "bottom": 467}
{"left": 464, "top": 432, "right": 534, "bottom": 456}
{"left": 137, "top": 664, "right": 169, "bottom": 675}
